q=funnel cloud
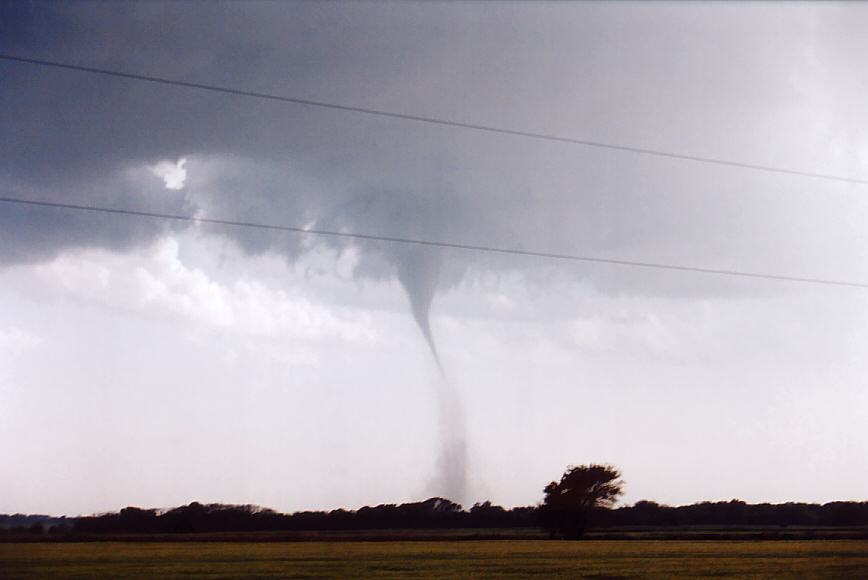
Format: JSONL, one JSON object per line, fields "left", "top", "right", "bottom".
{"left": 395, "top": 245, "right": 468, "bottom": 503}
{"left": 395, "top": 247, "right": 443, "bottom": 366}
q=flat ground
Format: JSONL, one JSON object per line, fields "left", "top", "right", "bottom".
{"left": 1, "top": 540, "right": 866, "bottom": 579}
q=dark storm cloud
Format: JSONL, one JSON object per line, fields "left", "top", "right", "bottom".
{"left": 2, "top": 2, "right": 867, "bottom": 292}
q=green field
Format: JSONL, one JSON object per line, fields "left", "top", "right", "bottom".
{"left": 1, "top": 540, "right": 866, "bottom": 579}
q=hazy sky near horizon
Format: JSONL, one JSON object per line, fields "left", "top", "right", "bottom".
{"left": 1, "top": 1, "right": 867, "bottom": 516}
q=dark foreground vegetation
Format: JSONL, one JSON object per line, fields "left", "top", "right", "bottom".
{"left": 3, "top": 498, "right": 867, "bottom": 540}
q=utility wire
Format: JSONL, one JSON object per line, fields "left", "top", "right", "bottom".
{"left": 2, "top": 53, "right": 867, "bottom": 187}
{"left": 2, "top": 195, "right": 866, "bottom": 290}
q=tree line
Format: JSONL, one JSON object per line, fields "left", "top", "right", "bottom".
{"left": 3, "top": 498, "right": 866, "bottom": 536}
{"left": 3, "top": 465, "right": 866, "bottom": 537}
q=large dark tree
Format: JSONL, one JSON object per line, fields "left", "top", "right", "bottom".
{"left": 540, "top": 464, "right": 623, "bottom": 539}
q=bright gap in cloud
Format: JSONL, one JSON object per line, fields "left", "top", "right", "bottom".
{"left": 150, "top": 158, "right": 188, "bottom": 190}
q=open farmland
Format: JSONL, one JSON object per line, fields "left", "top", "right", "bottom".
{"left": 2, "top": 540, "right": 866, "bottom": 579}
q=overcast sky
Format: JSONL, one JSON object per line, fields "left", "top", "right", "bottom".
{"left": 1, "top": 1, "right": 867, "bottom": 516}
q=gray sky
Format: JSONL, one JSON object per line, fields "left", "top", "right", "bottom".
{"left": 1, "top": 1, "right": 866, "bottom": 515}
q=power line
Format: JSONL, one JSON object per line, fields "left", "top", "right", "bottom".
{"left": 2, "top": 195, "right": 866, "bottom": 290}
{"left": 2, "top": 53, "right": 867, "bottom": 187}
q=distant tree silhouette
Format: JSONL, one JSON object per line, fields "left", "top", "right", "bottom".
{"left": 540, "top": 464, "right": 623, "bottom": 539}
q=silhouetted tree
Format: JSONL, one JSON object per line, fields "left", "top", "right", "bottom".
{"left": 540, "top": 464, "right": 623, "bottom": 539}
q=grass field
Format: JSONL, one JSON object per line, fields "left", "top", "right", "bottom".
{"left": 1, "top": 540, "right": 867, "bottom": 579}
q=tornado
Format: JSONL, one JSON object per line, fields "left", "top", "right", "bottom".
{"left": 394, "top": 246, "right": 468, "bottom": 504}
